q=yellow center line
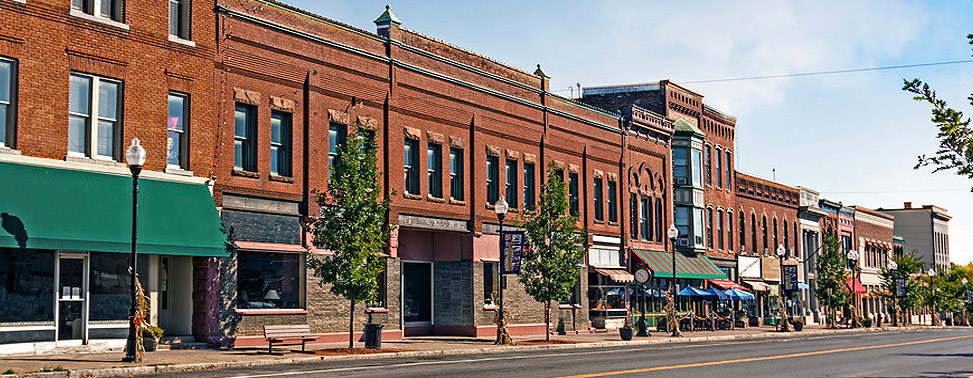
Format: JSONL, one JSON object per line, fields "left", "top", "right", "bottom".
{"left": 556, "top": 334, "right": 973, "bottom": 378}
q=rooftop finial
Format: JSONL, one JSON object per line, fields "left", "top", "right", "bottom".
{"left": 533, "top": 64, "right": 549, "bottom": 79}
{"left": 374, "top": 5, "right": 402, "bottom": 26}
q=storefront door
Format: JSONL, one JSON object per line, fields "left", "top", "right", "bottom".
{"left": 55, "top": 253, "right": 88, "bottom": 344}
{"left": 402, "top": 262, "right": 432, "bottom": 327}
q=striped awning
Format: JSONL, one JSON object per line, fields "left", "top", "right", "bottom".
{"left": 593, "top": 268, "right": 635, "bottom": 283}
{"left": 632, "top": 249, "right": 726, "bottom": 280}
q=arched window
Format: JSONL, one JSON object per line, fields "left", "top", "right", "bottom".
{"left": 740, "top": 212, "right": 746, "bottom": 251}
{"left": 717, "top": 209, "right": 724, "bottom": 250}
{"left": 707, "top": 208, "right": 714, "bottom": 249}
{"left": 655, "top": 198, "right": 664, "bottom": 243}
{"left": 727, "top": 211, "right": 734, "bottom": 251}
{"left": 794, "top": 221, "right": 799, "bottom": 256}
{"left": 752, "top": 213, "right": 758, "bottom": 253}
{"left": 773, "top": 218, "right": 779, "bottom": 250}
{"left": 761, "top": 215, "right": 768, "bottom": 253}
{"left": 783, "top": 220, "right": 789, "bottom": 255}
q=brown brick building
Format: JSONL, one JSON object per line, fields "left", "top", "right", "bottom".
{"left": 0, "top": 0, "right": 227, "bottom": 352}
{"left": 852, "top": 206, "right": 894, "bottom": 322}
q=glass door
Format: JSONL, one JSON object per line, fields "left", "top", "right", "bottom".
{"left": 56, "top": 254, "right": 88, "bottom": 343}
{"left": 402, "top": 262, "right": 432, "bottom": 326}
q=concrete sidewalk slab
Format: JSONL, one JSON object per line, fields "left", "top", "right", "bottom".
{"left": 0, "top": 325, "right": 947, "bottom": 378}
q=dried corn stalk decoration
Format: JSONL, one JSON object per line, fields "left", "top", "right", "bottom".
{"left": 129, "top": 269, "right": 152, "bottom": 363}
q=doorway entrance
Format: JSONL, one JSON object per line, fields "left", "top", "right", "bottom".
{"left": 55, "top": 253, "right": 88, "bottom": 344}
{"left": 402, "top": 262, "right": 432, "bottom": 331}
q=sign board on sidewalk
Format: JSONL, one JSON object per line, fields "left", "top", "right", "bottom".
{"left": 782, "top": 265, "right": 799, "bottom": 292}
{"left": 501, "top": 230, "right": 525, "bottom": 274}
{"left": 894, "top": 277, "right": 907, "bottom": 299}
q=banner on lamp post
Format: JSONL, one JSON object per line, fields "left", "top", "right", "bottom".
{"left": 501, "top": 230, "right": 525, "bottom": 274}
{"left": 894, "top": 277, "right": 907, "bottom": 299}
{"left": 782, "top": 265, "right": 798, "bottom": 293}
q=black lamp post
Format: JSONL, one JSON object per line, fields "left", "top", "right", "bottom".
{"left": 847, "top": 249, "right": 860, "bottom": 327}
{"left": 667, "top": 224, "right": 679, "bottom": 337}
{"left": 494, "top": 196, "right": 509, "bottom": 344}
{"left": 928, "top": 268, "right": 937, "bottom": 326}
{"left": 776, "top": 244, "right": 790, "bottom": 332}
{"left": 888, "top": 260, "right": 898, "bottom": 327}
{"left": 122, "top": 138, "right": 145, "bottom": 362}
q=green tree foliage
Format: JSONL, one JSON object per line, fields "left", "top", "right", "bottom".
{"left": 518, "top": 162, "right": 587, "bottom": 340}
{"left": 879, "top": 250, "right": 924, "bottom": 324}
{"left": 902, "top": 34, "right": 973, "bottom": 189}
{"left": 814, "top": 232, "right": 850, "bottom": 327}
{"left": 307, "top": 129, "right": 393, "bottom": 348}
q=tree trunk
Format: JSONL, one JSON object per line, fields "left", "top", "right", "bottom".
{"left": 545, "top": 301, "right": 551, "bottom": 341}
{"left": 349, "top": 299, "right": 355, "bottom": 349}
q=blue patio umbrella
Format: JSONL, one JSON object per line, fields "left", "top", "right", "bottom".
{"left": 678, "top": 286, "right": 710, "bottom": 297}
{"left": 704, "top": 287, "right": 729, "bottom": 300}
{"left": 723, "top": 288, "right": 755, "bottom": 301}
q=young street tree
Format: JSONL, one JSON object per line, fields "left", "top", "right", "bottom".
{"left": 307, "top": 128, "right": 393, "bottom": 348}
{"left": 814, "top": 232, "right": 850, "bottom": 328}
{"left": 878, "top": 250, "right": 924, "bottom": 325}
{"left": 519, "top": 163, "right": 587, "bottom": 341}
{"left": 902, "top": 34, "right": 973, "bottom": 189}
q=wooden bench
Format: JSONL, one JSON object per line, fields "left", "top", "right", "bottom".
{"left": 263, "top": 325, "right": 318, "bottom": 354}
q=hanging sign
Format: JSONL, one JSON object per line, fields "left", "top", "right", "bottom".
{"left": 782, "top": 265, "right": 799, "bottom": 292}
{"left": 501, "top": 230, "right": 526, "bottom": 274}
{"left": 966, "top": 290, "right": 973, "bottom": 304}
{"left": 894, "top": 277, "right": 907, "bottom": 299}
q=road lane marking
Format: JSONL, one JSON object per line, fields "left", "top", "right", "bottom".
{"left": 217, "top": 339, "right": 790, "bottom": 378}
{"left": 556, "top": 334, "right": 973, "bottom": 378}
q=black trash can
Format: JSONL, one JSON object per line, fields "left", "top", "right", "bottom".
{"left": 364, "top": 323, "right": 384, "bottom": 349}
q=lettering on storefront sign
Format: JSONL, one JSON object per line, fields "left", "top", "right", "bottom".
{"left": 398, "top": 214, "right": 469, "bottom": 232}
{"left": 501, "top": 230, "right": 525, "bottom": 275}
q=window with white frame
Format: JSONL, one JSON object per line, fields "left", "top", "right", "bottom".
{"left": 167, "top": 92, "right": 188, "bottom": 169}
{"left": 0, "top": 58, "right": 15, "bottom": 148}
{"left": 69, "top": 73, "right": 121, "bottom": 160}
{"left": 72, "top": 0, "right": 124, "bottom": 23}
{"left": 270, "top": 110, "right": 292, "bottom": 177}
{"left": 169, "top": 0, "right": 191, "bottom": 40}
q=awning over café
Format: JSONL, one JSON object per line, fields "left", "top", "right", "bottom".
{"left": 593, "top": 268, "right": 635, "bottom": 283}
{"left": 708, "top": 279, "right": 747, "bottom": 291}
{"left": 846, "top": 277, "right": 867, "bottom": 294}
{"left": 743, "top": 280, "right": 771, "bottom": 292}
{"left": 0, "top": 161, "right": 229, "bottom": 256}
{"left": 632, "top": 249, "right": 726, "bottom": 280}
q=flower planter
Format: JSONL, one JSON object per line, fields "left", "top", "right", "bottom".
{"left": 619, "top": 327, "right": 634, "bottom": 341}
{"left": 792, "top": 322, "right": 804, "bottom": 331}
{"left": 142, "top": 337, "right": 158, "bottom": 352}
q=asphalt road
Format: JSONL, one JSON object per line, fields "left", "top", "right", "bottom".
{"left": 141, "top": 329, "right": 973, "bottom": 378}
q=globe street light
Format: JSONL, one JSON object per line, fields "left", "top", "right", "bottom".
{"left": 667, "top": 224, "right": 679, "bottom": 337}
{"left": 847, "top": 249, "right": 860, "bottom": 327}
{"left": 927, "top": 268, "right": 938, "bottom": 326}
{"left": 122, "top": 138, "right": 145, "bottom": 362}
{"left": 494, "top": 196, "right": 509, "bottom": 345}
{"left": 776, "top": 244, "right": 790, "bottom": 332}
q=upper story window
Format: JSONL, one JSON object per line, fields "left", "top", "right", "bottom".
{"left": 169, "top": 0, "right": 191, "bottom": 40}
{"left": 505, "top": 159, "right": 518, "bottom": 208}
{"left": 486, "top": 155, "right": 499, "bottom": 205}
{"left": 673, "top": 149, "right": 688, "bottom": 184}
{"left": 725, "top": 150, "right": 732, "bottom": 191}
{"left": 704, "top": 145, "right": 711, "bottom": 186}
{"left": 427, "top": 143, "right": 442, "bottom": 198}
{"left": 715, "top": 147, "right": 723, "bottom": 188}
{"left": 167, "top": 92, "right": 188, "bottom": 169}
{"left": 706, "top": 208, "right": 714, "bottom": 249}
{"left": 727, "top": 211, "right": 734, "bottom": 251}
{"left": 0, "top": 58, "right": 15, "bottom": 148}
{"left": 717, "top": 209, "right": 724, "bottom": 250}
{"left": 233, "top": 103, "right": 256, "bottom": 171}
{"left": 593, "top": 177, "right": 603, "bottom": 222}
{"left": 691, "top": 149, "right": 703, "bottom": 187}
{"left": 629, "top": 194, "right": 638, "bottom": 239}
{"left": 674, "top": 207, "right": 689, "bottom": 244}
{"left": 270, "top": 110, "right": 291, "bottom": 177}
{"left": 606, "top": 179, "right": 617, "bottom": 223}
{"left": 523, "top": 162, "right": 535, "bottom": 210}
{"left": 640, "top": 197, "right": 651, "bottom": 240}
{"left": 449, "top": 147, "right": 463, "bottom": 201}
{"left": 69, "top": 73, "right": 121, "bottom": 160}
{"left": 72, "top": 0, "right": 124, "bottom": 23}
{"left": 328, "top": 122, "right": 346, "bottom": 179}
{"left": 693, "top": 208, "right": 704, "bottom": 247}
{"left": 654, "top": 198, "right": 663, "bottom": 242}
{"left": 568, "top": 172, "right": 579, "bottom": 216}
{"left": 403, "top": 138, "right": 419, "bottom": 195}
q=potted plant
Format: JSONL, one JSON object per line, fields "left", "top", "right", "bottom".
{"left": 791, "top": 317, "right": 804, "bottom": 332}
{"left": 141, "top": 326, "right": 164, "bottom": 352}
{"left": 862, "top": 317, "right": 873, "bottom": 328}
{"left": 618, "top": 324, "right": 634, "bottom": 341}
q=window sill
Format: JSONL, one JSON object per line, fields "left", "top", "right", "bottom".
{"left": 167, "top": 34, "right": 196, "bottom": 47}
{"left": 165, "top": 166, "right": 194, "bottom": 177}
{"left": 427, "top": 195, "right": 445, "bottom": 203}
{"left": 449, "top": 199, "right": 466, "bottom": 206}
{"left": 69, "top": 9, "right": 130, "bottom": 30}
{"left": 236, "top": 309, "right": 307, "bottom": 315}
{"left": 0, "top": 146, "right": 21, "bottom": 156}
{"left": 365, "top": 307, "right": 389, "bottom": 313}
{"left": 269, "top": 174, "right": 294, "bottom": 183}
{"left": 403, "top": 193, "right": 422, "bottom": 200}
{"left": 65, "top": 155, "right": 125, "bottom": 168}
{"left": 232, "top": 169, "right": 260, "bottom": 179}
{"left": 593, "top": 220, "right": 605, "bottom": 225}
{"left": 558, "top": 304, "right": 582, "bottom": 309}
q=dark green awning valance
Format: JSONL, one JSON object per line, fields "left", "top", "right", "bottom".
{"left": 0, "top": 161, "right": 228, "bottom": 256}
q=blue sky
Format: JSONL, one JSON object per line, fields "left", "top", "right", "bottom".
{"left": 286, "top": 0, "right": 973, "bottom": 264}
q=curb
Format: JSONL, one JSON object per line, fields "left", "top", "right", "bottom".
{"left": 8, "top": 326, "right": 950, "bottom": 378}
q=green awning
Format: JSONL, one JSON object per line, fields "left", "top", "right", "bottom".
{"left": 0, "top": 161, "right": 228, "bottom": 256}
{"left": 632, "top": 249, "right": 725, "bottom": 280}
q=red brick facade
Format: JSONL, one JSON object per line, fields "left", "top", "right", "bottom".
{"left": 734, "top": 172, "right": 800, "bottom": 258}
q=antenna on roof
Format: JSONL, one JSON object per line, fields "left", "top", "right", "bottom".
{"left": 568, "top": 86, "right": 574, "bottom": 98}
{"left": 577, "top": 82, "right": 582, "bottom": 98}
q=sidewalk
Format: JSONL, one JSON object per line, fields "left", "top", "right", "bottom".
{"left": 0, "top": 325, "right": 943, "bottom": 377}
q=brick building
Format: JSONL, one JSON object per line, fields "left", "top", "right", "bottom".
{"left": 734, "top": 172, "right": 799, "bottom": 324}
{"left": 0, "top": 0, "right": 226, "bottom": 353}
{"left": 851, "top": 206, "right": 894, "bottom": 323}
